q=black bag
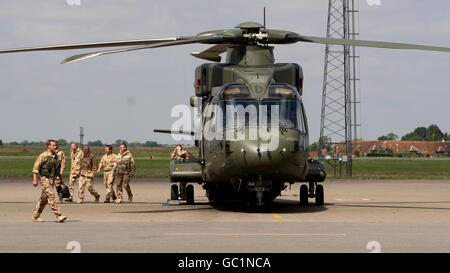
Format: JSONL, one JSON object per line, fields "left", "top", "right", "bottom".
{"left": 56, "top": 184, "right": 71, "bottom": 198}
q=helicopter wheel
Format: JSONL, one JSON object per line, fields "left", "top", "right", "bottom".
{"left": 299, "top": 184, "right": 309, "bottom": 206}
{"left": 263, "top": 194, "right": 273, "bottom": 212}
{"left": 170, "top": 184, "right": 179, "bottom": 201}
{"left": 186, "top": 184, "right": 194, "bottom": 205}
{"left": 315, "top": 184, "right": 324, "bottom": 206}
{"left": 246, "top": 192, "right": 257, "bottom": 213}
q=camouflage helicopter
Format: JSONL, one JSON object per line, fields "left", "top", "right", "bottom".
{"left": 1, "top": 21, "right": 450, "bottom": 211}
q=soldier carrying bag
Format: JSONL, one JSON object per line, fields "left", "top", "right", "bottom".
{"left": 56, "top": 184, "right": 71, "bottom": 198}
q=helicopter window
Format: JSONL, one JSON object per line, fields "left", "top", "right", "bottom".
{"left": 261, "top": 99, "right": 305, "bottom": 132}
{"left": 268, "top": 85, "right": 299, "bottom": 100}
{"left": 221, "top": 99, "right": 259, "bottom": 129}
{"left": 220, "top": 84, "right": 251, "bottom": 99}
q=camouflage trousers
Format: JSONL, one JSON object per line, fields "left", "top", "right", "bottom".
{"left": 115, "top": 173, "right": 132, "bottom": 200}
{"left": 68, "top": 173, "right": 80, "bottom": 198}
{"left": 78, "top": 175, "right": 100, "bottom": 200}
{"left": 103, "top": 171, "right": 116, "bottom": 201}
{"left": 33, "top": 177, "right": 62, "bottom": 218}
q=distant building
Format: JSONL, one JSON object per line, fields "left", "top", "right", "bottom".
{"left": 309, "top": 140, "right": 449, "bottom": 157}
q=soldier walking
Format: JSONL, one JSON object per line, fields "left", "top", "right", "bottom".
{"left": 32, "top": 139, "right": 67, "bottom": 223}
{"left": 114, "top": 143, "right": 135, "bottom": 203}
{"left": 97, "top": 145, "right": 117, "bottom": 203}
{"left": 67, "top": 142, "right": 83, "bottom": 202}
{"left": 77, "top": 146, "right": 100, "bottom": 204}
{"left": 55, "top": 141, "right": 66, "bottom": 203}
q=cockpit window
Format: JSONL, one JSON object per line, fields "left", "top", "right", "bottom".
{"left": 268, "top": 85, "right": 299, "bottom": 100}
{"left": 261, "top": 99, "right": 305, "bottom": 131}
{"left": 220, "top": 84, "right": 250, "bottom": 99}
{"left": 214, "top": 84, "right": 305, "bottom": 133}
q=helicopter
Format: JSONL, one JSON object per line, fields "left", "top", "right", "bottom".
{"left": 1, "top": 21, "right": 450, "bottom": 211}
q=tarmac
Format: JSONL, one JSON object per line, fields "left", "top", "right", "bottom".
{"left": 0, "top": 178, "right": 449, "bottom": 253}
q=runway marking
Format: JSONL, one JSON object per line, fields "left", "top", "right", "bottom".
{"left": 271, "top": 213, "right": 282, "bottom": 219}
{"left": 166, "top": 233, "right": 346, "bottom": 237}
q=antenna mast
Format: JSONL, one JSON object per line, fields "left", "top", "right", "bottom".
{"left": 263, "top": 6, "right": 266, "bottom": 28}
{"left": 80, "top": 127, "right": 84, "bottom": 147}
{"left": 319, "top": 0, "right": 360, "bottom": 177}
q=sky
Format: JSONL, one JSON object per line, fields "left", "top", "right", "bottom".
{"left": 0, "top": 0, "right": 449, "bottom": 145}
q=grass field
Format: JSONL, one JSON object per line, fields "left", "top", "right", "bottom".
{"left": 0, "top": 145, "right": 449, "bottom": 179}
{"left": 0, "top": 145, "right": 185, "bottom": 179}
{"left": 329, "top": 157, "right": 450, "bottom": 179}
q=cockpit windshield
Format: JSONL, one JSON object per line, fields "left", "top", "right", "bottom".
{"left": 215, "top": 84, "right": 306, "bottom": 133}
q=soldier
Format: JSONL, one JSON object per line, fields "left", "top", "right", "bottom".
{"left": 32, "top": 139, "right": 67, "bottom": 223}
{"left": 67, "top": 142, "right": 83, "bottom": 202}
{"left": 96, "top": 145, "right": 117, "bottom": 203}
{"left": 55, "top": 141, "right": 66, "bottom": 203}
{"left": 77, "top": 146, "right": 100, "bottom": 204}
{"left": 170, "top": 144, "right": 191, "bottom": 160}
{"left": 114, "top": 143, "right": 135, "bottom": 203}
{"left": 170, "top": 144, "right": 191, "bottom": 200}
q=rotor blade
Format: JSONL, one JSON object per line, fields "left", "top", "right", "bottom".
{"left": 62, "top": 35, "right": 224, "bottom": 64}
{"left": 190, "top": 44, "right": 232, "bottom": 62}
{"left": 154, "top": 129, "right": 195, "bottom": 136}
{"left": 0, "top": 38, "right": 179, "bottom": 54}
{"left": 289, "top": 34, "right": 450, "bottom": 53}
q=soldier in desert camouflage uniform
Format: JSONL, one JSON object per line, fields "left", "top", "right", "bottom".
{"left": 114, "top": 143, "right": 135, "bottom": 203}
{"left": 31, "top": 139, "right": 67, "bottom": 223}
{"left": 77, "top": 146, "right": 100, "bottom": 204}
{"left": 67, "top": 142, "right": 83, "bottom": 202}
{"left": 97, "top": 145, "right": 117, "bottom": 203}
{"left": 170, "top": 144, "right": 191, "bottom": 200}
{"left": 54, "top": 141, "right": 66, "bottom": 203}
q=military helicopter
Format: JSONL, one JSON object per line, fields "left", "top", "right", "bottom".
{"left": 1, "top": 21, "right": 450, "bottom": 211}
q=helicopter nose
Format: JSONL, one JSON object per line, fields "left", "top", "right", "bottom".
{"left": 230, "top": 139, "right": 302, "bottom": 174}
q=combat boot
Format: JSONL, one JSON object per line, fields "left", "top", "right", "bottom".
{"left": 76, "top": 199, "right": 84, "bottom": 204}
{"left": 57, "top": 215, "right": 67, "bottom": 223}
{"left": 95, "top": 195, "right": 100, "bottom": 203}
{"left": 115, "top": 198, "right": 122, "bottom": 204}
{"left": 32, "top": 217, "right": 44, "bottom": 223}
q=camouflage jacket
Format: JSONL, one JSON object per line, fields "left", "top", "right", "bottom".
{"left": 56, "top": 149, "right": 66, "bottom": 175}
{"left": 114, "top": 151, "right": 136, "bottom": 175}
{"left": 32, "top": 150, "right": 61, "bottom": 178}
{"left": 98, "top": 153, "right": 117, "bottom": 173}
{"left": 70, "top": 148, "right": 84, "bottom": 176}
{"left": 80, "top": 152, "right": 97, "bottom": 177}
{"left": 170, "top": 149, "right": 191, "bottom": 160}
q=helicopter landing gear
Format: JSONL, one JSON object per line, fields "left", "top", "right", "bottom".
{"left": 170, "top": 183, "right": 194, "bottom": 204}
{"left": 299, "top": 182, "right": 324, "bottom": 207}
{"left": 245, "top": 192, "right": 273, "bottom": 212}
{"left": 171, "top": 184, "right": 179, "bottom": 201}
{"left": 186, "top": 184, "right": 194, "bottom": 205}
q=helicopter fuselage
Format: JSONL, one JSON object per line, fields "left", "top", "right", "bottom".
{"left": 169, "top": 45, "right": 325, "bottom": 206}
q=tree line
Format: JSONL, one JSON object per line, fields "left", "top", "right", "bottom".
{"left": 0, "top": 139, "right": 163, "bottom": 147}
{"left": 378, "top": 125, "right": 449, "bottom": 142}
